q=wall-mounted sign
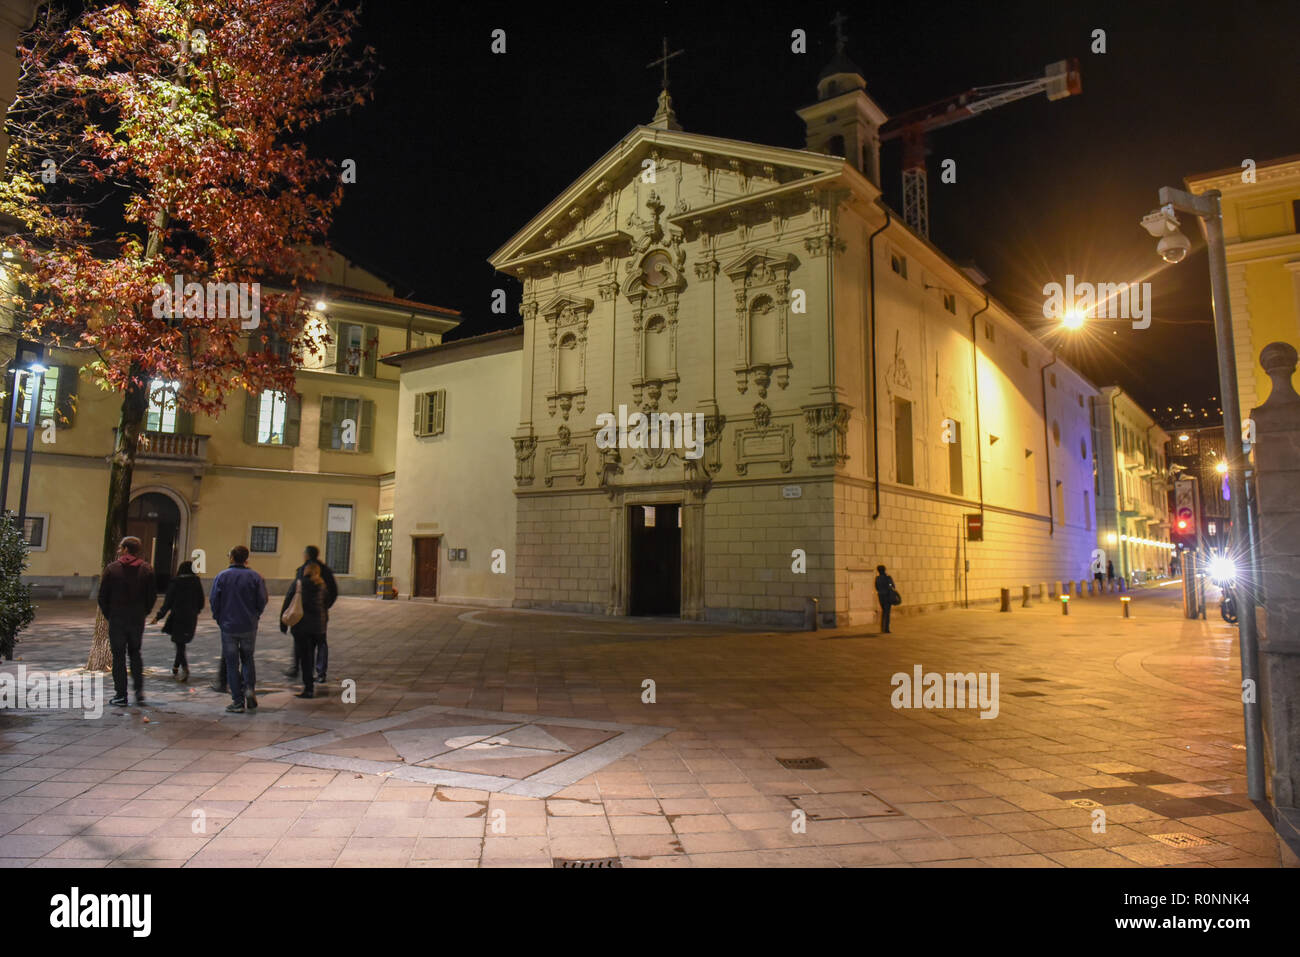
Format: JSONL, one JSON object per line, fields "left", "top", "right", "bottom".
{"left": 447, "top": 547, "right": 468, "bottom": 562}
{"left": 326, "top": 506, "right": 352, "bottom": 532}
{"left": 965, "top": 513, "right": 983, "bottom": 542}
{"left": 782, "top": 486, "right": 802, "bottom": 499}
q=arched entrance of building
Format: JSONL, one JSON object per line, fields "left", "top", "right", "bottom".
{"left": 127, "top": 489, "right": 187, "bottom": 591}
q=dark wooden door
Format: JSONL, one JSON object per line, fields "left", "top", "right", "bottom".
{"left": 413, "top": 537, "right": 439, "bottom": 598}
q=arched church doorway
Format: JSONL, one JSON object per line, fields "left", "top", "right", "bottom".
{"left": 127, "top": 491, "right": 182, "bottom": 591}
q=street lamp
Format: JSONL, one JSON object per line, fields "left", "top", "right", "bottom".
{"left": 1141, "top": 185, "right": 1265, "bottom": 800}
{"left": 1, "top": 339, "right": 47, "bottom": 537}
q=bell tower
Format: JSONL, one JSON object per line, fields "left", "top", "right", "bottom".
{"left": 795, "top": 14, "right": 888, "bottom": 187}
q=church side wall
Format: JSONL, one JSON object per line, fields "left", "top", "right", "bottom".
{"left": 701, "top": 478, "right": 834, "bottom": 626}
{"left": 514, "top": 489, "right": 610, "bottom": 614}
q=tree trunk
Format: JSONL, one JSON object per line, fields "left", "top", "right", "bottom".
{"left": 85, "top": 370, "right": 148, "bottom": 671}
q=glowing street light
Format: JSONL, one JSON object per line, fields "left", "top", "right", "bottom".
{"left": 1215, "top": 460, "right": 1228, "bottom": 475}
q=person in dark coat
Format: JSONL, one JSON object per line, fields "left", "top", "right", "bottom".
{"left": 283, "top": 545, "right": 337, "bottom": 682}
{"left": 280, "top": 560, "right": 329, "bottom": 699}
{"left": 152, "top": 560, "right": 205, "bottom": 682}
{"left": 97, "top": 536, "right": 157, "bottom": 706}
{"left": 875, "top": 564, "right": 897, "bottom": 635}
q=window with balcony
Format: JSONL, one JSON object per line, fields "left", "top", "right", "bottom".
{"left": 334, "top": 322, "right": 379, "bottom": 377}
{"left": 146, "top": 379, "right": 182, "bottom": 433}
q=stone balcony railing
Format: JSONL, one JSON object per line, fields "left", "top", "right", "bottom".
{"left": 112, "top": 429, "right": 209, "bottom": 463}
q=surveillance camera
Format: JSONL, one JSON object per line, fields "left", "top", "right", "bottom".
{"left": 1157, "top": 231, "right": 1191, "bottom": 264}
{"left": 1141, "top": 206, "right": 1180, "bottom": 238}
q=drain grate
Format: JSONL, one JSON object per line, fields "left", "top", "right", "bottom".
{"left": 777, "top": 756, "right": 829, "bottom": 770}
{"left": 554, "top": 857, "right": 623, "bottom": 868}
{"left": 787, "top": 791, "right": 901, "bottom": 821}
{"left": 1150, "top": 832, "right": 1216, "bottom": 848}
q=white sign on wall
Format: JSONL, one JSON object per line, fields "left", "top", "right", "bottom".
{"left": 327, "top": 506, "right": 352, "bottom": 533}
{"left": 782, "top": 486, "right": 802, "bottom": 499}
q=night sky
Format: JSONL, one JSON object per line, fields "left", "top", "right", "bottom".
{"left": 318, "top": 0, "right": 1300, "bottom": 422}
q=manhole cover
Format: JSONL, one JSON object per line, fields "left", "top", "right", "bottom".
{"left": 1150, "top": 832, "right": 1216, "bottom": 848}
{"left": 554, "top": 857, "right": 622, "bottom": 868}
{"left": 787, "top": 791, "right": 901, "bottom": 821}
{"left": 1070, "top": 798, "right": 1102, "bottom": 809}
{"left": 777, "top": 756, "right": 828, "bottom": 770}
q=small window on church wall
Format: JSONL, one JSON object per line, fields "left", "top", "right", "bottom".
{"left": 644, "top": 317, "right": 670, "bottom": 379}
{"left": 557, "top": 333, "right": 580, "bottom": 393}
{"left": 749, "top": 297, "right": 779, "bottom": 366}
{"left": 891, "top": 253, "right": 907, "bottom": 278}
{"left": 828, "top": 134, "right": 845, "bottom": 157}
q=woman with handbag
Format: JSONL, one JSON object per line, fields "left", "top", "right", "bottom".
{"left": 152, "top": 560, "right": 205, "bottom": 682}
{"left": 874, "top": 564, "right": 899, "bottom": 635}
{"left": 280, "top": 560, "right": 328, "bottom": 699}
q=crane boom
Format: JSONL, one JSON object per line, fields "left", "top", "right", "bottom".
{"left": 879, "top": 59, "right": 1081, "bottom": 237}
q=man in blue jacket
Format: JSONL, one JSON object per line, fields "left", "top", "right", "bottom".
{"left": 209, "top": 545, "right": 268, "bottom": 714}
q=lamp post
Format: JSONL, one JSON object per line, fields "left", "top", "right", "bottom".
{"left": 1, "top": 339, "right": 47, "bottom": 532}
{"left": 1142, "top": 187, "right": 1265, "bottom": 801}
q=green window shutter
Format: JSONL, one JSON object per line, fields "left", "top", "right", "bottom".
{"left": 1, "top": 362, "right": 13, "bottom": 424}
{"left": 54, "top": 364, "right": 78, "bottom": 428}
{"left": 360, "top": 398, "right": 375, "bottom": 453}
{"left": 323, "top": 320, "right": 337, "bottom": 370}
{"left": 318, "top": 395, "right": 334, "bottom": 449}
{"left": 414, "top": 391, "right": 427, "bottom": 436}
{"left": 433, "top": 390, "right": 445, "bottom": 435}
{"left": 285, "top": 393, "right": 302, "bottom": 447}
{"left": 243, "top": 392, "right": 260, "bottom": 444}
{"left": 364, "top": 325, "right": 379, "bottom": 378}
{"left": 335, "top": 322, "right": 354, "bottom": 374}
{"left": 176, "top": 404, "right": 194, "bottom": 436}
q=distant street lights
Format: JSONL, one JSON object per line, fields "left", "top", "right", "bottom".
{"left": 1, "top": 339, "right": 47, "bottom": 535}
{"left": 1141, "top": 186, "right": 1265, "bottom": 801}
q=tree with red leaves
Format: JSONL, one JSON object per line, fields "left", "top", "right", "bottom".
{"left": 0, "top": 1, "right": 374, "bottom": 669}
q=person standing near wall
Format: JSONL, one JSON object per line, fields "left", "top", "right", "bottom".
{"left": 875, "top": 564, "right": 898, "bottom": 635}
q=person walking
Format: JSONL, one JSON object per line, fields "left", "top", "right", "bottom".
{"left": 97, "top": 536, "right": 157, "bottom": 707}
{"left": 209, "top": 545, "right": 268, "bottom": 714}
{"left": 152, "top": 560, "right": 205, "bottom": 682}
{"left": 282, "top": 545, "right": 337, "bottom": 683}
{"left": 1106, "top": 559, "right": 1116, "bottom": 594}
{"left": 280, "top": 560, "right": 329, "bottom": 699}
{"left": 874, "top": 564, "right": 898, "bottom": 635}
{"left": 1092, "top": 562, "right": 1105, "bottom": 595}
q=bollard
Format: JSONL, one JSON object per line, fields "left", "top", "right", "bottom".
{"left": 1000, "top": 588, "right": 1011, "bottom": 612}
{"left": 1061, "top": 595, "right": 1070, "bottom": 615}
{"left": 1049, "top": 582, "right": 1057, "bottom": 599}
{"left": 804, "top": 597, "right": 819, "bottom": 632}
{"left": 1087, "top": 579, "right": 1095, "bottom": 596}
{"left": 1076, "top": 580, "right": 1084, "bottom": 597}
{"left": 1038, "top": 582, "right": 1047, "bottom": 602}
{"left": 1022, "top": 585, "right": 1030, "bottom": 608}
{"left": 1121, "top": 596, "right": 1131, "bottom": 618}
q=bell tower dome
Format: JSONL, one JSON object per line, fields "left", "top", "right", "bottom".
{"left": 795, "top": 15, "right": 888, "bottom": 187}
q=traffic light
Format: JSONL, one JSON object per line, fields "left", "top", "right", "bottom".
{"left": 1176, "top": 505, "right": 1195, "bottom": 537}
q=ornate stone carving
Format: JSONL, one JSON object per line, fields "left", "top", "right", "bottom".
{"left": 539, "top": 294, "right": 594, "bottom": 421}
{"left": 803, "top": 402, "right": 852, "bottom": 467}
{"left": 513, "top": 434, "right": 538, "bottom": 486}
{"left": 724, "top": 250, "right": 798, "bottom": 397}
{"left": 545, "top": 438, "right": 587, "bottom": 487}
{"left": 625, "top": 248, "right": 688, "bottom": 412}
{"left": 734, "top": 405, "right": 794, "bottom": 475}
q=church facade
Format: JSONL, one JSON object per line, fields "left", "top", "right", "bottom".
{"left": 388, "top": 64, "right": 1099, "bottom": 626}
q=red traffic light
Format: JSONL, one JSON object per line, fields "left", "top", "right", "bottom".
{"left": 1176, "top": 506, "right": 1195, "bottom": 535}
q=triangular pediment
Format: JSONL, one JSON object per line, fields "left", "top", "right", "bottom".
{"left": 537, "top": 294, "right": 594, "bottom": 318}
{"left": 722, "top": 249, "right": 799, "bottom": 280}
{"left": 489, "top": 126, "right": 848, "bottom": 274}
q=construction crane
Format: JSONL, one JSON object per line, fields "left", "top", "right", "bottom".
{"left": 878, "top": 59, "right": 1082, "bottom": 238}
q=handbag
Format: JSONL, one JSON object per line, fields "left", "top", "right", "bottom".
{"left": 889, "top": 586, "right": 902, "bottom": 606}
{"left": 281, "top": 585, "right": 304, "bottom": 628}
